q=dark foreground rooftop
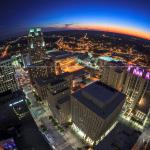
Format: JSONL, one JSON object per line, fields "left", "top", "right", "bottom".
{"left": 48, "top": 50, "right": 75, "bottom": 60}
{"left": 95, "top": 123, "right": 141, "bottom": 150}
{"left": 0, "top": 92, "right": 51, "bottom": 150}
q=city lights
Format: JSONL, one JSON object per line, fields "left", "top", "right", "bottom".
{"left": 0, "top": 1, "right": 150, "bottom": 149}
{"left": 9, "top": 99, "right": 24, "bottom": 107}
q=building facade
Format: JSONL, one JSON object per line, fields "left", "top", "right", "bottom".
{"left": 123, "top": 66, "right": 149, "bottom": 110}
{"left": 71, "top": 81, "right": 125, "bottom": 145}
{"left": 34, "top": 73, "right": 71, "bottom": 124}
{"left": 28, "top": 28, "right": 46, "bottom": 65}
{"left": 28, "top": 57, "right": 55, "bottom": 83}
{"left": 0, "top": 56, "right": 18, "bottom": 93}
{"left": 100, "top": 61, "right": 126, "bottom": 92}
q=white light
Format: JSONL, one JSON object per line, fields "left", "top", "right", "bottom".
{"left": 52, "top": 145, "right": 56, "bottom": 150}
{"left": 9, "top": 99, "right": 24, "bottom": 107}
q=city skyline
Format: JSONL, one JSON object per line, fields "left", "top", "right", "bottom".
{"left": 0, "top": 27, "right": 150, "bottom": 150}
{"left": 0, "top": 0, "right": 150, "bottom": 149}
{"left": 0, "top": 0, "right": 150, "bottom": 40}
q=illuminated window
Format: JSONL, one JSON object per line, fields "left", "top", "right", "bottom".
{"left": 136, "top": 111, "right": 145, "bottom": 120}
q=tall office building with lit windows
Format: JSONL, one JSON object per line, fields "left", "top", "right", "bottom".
{"left": 28, "top": 28, "right": 46, "bottom": 64}
{"left": 132, "top": 82, "right": 150, "bottom": 128}
{"left": 71, "top": 81, "right": 125, "bottom": 145}
{"left": 0, "top": 56, "right": 18, "bottom": 93}
{"left": 123, "top": 66, "right": 149, "bottom": 110}
{"left": 100, "top": 60, "right": 126, "bottom": 92}
{"left": 28, "top": 57, "right": 55, "bottom": 83}
{"left": 35, "top": 73, "right": 72, "bottom": 124}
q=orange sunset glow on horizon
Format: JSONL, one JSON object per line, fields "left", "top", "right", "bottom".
{"left": 62, "top": 24, "right": 150, "bottom": 40}
{"left": 52, "top": 24, "right": 150, "bottom": 40}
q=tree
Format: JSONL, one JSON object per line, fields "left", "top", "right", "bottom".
{"left": 26, "top": 99, "right": 31, "bottom": 106}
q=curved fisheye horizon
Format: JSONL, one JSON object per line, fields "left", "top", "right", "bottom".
{"left": 43, "top": 23, "right": 150, "bottom": 40}
{"left": 0, "top": 0, "right": 150, "bottom": 40}
{"left": 0, "top": 1, "right": 150, "bottom": 150}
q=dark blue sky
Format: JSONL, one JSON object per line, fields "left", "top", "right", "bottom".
{"left": 0, "top": 0, "right": 150, "bottom": 39}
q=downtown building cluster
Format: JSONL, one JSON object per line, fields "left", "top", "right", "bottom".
{"left": 24, "top": 28, "right": 147, "bottom": 147}
{"left": 25, "top": 28, "right": 150, "bottom": 147}
{"left": 1, "top": 28, "right": 150, "bottom": 149}
{"left": 22, "top": 28, "right": 126, "bottom": 146}
{"left": 100, "top": 60, "right": 150, "bottom": 129}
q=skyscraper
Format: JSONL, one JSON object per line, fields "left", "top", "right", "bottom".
{"left": 0, "top": 56, "right": 18, "bottom": 93}
{"left": 132, "top": 83, "right": 150, "bottom": 127}
{"left": 34, "top": 73, "right": 71, "bottom": 124}
{"left": 100, "top": 60, "right": 126, "bottom": 91}
{"left": 28, "top": 28, "right": 46, "bottom": 64}
{"left": 71, "top": 81, "right": 125, "bottom": 145}
{"left": 123, "top": 66, "right": 149, "bottom": 109}
{"left": 28, "top": 57, "right": 55, "bottom": 83}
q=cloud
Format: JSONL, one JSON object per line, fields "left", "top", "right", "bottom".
{"left": 64, "top": 24, "right": 74, "bottom": 28}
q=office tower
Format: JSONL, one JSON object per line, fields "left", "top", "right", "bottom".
{"left": 123, "top": 66, "right": 149, "bottom": 109}
{"left": 131, "top": 81, "right": 150, "bottom": 127}
{"left": 28, "top": 57, "right": 55, "bottom": 83}
{"left": 47, "top": 74, "right": 71, "bottom": 124}
{"left": 71, "top": 81, "right": 125, "bottom": 145}
{"left": 100, "top": 61, "right": 126, "bottom": 91}
{"left": 35, "top": 73, "right": 71, "bottom": 124}
{"left": 0, "top": 56, "right": 18, "bottom": 93}
{"left": 28, "top": 28, "right": 46, "bottom": 64}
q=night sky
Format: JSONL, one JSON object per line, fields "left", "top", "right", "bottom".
{"left": 0, "top": 0, "right": 150, "bottom": 40}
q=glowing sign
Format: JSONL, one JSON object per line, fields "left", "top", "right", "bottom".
{"left": 145, "top": 72, "right": 150, "bottom": 79}
{"left": 133, "top": 67, "right": 144, "bottom": 77}
{"left": 127, "top": 65, "right": 133, "bottom": 72}
{"left": 127, "top": 65, "right": 149, "bottom": 79}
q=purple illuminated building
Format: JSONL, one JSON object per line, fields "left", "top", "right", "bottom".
{"left": 127, "top": 65, "right": 150, "bottom": 79}
{"left": 145, "top": 72, "right": 150, "bottom": 80}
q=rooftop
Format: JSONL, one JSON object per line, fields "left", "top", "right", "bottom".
{"left": 35, "top": 75, "right": 66, "bottom": 86}
{"left": 71, "top": 69, "right": 89, "bottom": 78}
{"left": 99, "top": 56, "right": 119, "bottom": 62}
{"left": 28, "top": 28, "right": 42, "bottom": 37}
{"left": 0, "top": 90, "right": 25, "bottom": 105}
{"left": 48, "top": 50, "right": 75, "bottom": 60}
{"left": 95, "top": 123, "right": 140, "bottom": 150}
{"left": 57, "top": 95, "right": 70, "bottom": 105}
{"left": 72, "top": 81, "right": 125, "bottom": 118}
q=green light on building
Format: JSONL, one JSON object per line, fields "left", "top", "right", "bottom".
{"left": 31, "top": 43, "right": 34, "bottom": 49}
{"left": 36, "top": 28, "right": 41, "bottom": 32}
{"left": 35, "top": 32, "right": 39, "bottom": 36}
{"left": 30, "top": 29, "right": 34, "bottom": 33}
{"left": 99, "top": 56, "right": 119, "bottom": 62}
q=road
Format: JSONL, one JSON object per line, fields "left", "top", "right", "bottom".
{"left": 23, "top": 84, "right": 76, "bottom": 150}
